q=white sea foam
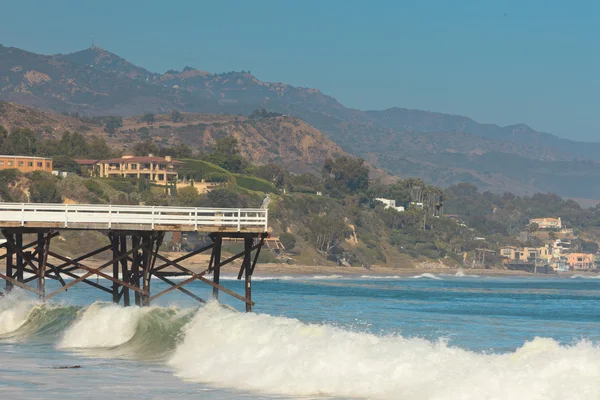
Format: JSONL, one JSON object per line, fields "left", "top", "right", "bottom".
{"left": 570, "top": 274, "right": 600, "bottom": 280}
{"left": 360, "top": 275, "right": 403, "bottom": 279}
{"left": 59, "top": 302, "right": 149, "bottom": 348}
{"left": 0, "top": 291, "right": 39, "bottom": 335}
{"left": 220, "top": 275, "right": 297, "bottom": 281}
{"left": 411, "top": 273, "right": 442, "bottom": 280}
{"left": 169, "top": 304, "right": 600, "bottom": 399}
{"left": 454, "top": 269, "right": 479, "bottom": 278}
{"left": 222, "top": 274, "right": 347, "bottom": 281}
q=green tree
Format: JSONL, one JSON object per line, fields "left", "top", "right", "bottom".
{"left": 171, "top": 110, "right": 183, "bottom": 123}
{"left": 52, "top": 155, "right": 80, "bottom": 173}
{"left": 141, "top": 113, "right": 155, "bottom": 124}
{"left": 103, "top": 117, "right": 123, "bottom": 135}
{"left": 307, "top": 214, "right": 350, "bottom": 255}
{"left": 28, "top": 173, "right": 62, "bottom": 203}
{"left": 158, "top": 143, "right": 193, "bottom": 158}
{"left": 138, "top": 175, "right": 149, "bottom": 192}
{"left": 177, "top": 186, "right": 199, "bottom": 206}
{"left": 133, "top": 140, "right": 159, "bottom": 156}
{"left": 279, "top": 232, "right": 297, "bottom": 251}
{"left": 322, "top": 156, "right": 369, "bottom": 195}
{"left": 6, "top": 128, "right": 38, "bottom": 155}
{"left": 0, "top": 125, "right": 7, "bottom": 150}
{"left": 202, "top": 188, "right": 247, "bottom": 208}
{"left": 252, "top": 163, "right": 289, "bottom": 189}
{"left": 248, "top": 108, "right": 283, "bottom": 120}
{"left": 213, "top": 136, "right": 240, "bottom": 155}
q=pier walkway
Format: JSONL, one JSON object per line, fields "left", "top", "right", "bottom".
{"left": 0, "top": 203, "right": 269, "bottom": 311}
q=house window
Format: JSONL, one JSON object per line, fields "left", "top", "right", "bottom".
{"left": 18, "top": 161, "right": 24, "bottom": 166}
{"left": 46, "top": 162, "right": 50, "bottom": 168}
{"left": 0, "top": 161, "right": 4, "bottom": 166}
{"left": 131, "top": 164, "right": 138, "bottom": 170}
{"left": 8, "top": 161, "right": 14, "bottom": 166}
{"left": 37, "top": 162, "right": 43, "bottom": 167}
{"left": 28, "top": 162, "right": 33, "bottom": 167}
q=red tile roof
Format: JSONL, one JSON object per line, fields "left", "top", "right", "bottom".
{"left": 100, "top": 156, "right": 184, "bottom": 165}
{"left": 74, "top": 159, "right": 100, "bottom": 165}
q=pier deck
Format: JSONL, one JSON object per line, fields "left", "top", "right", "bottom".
{"left": 0, "top": 203, "right": 268, "bottom": 232}
{"left": 0, "top": 203, "right": 268, "bottom": 311}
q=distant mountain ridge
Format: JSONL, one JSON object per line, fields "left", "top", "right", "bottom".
{"left": 2, "top": 44, "right": 600, "bottom": 199}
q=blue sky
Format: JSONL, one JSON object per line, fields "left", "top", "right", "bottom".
{"left": 1, "top": 0, "right": 598, "bottom": 141}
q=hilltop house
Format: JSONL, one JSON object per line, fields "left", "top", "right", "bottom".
{"left": 529, "top": 217, "right": 562, "bottom": 230}
{"left": 374, "top": 198, "right": 405, "bottom": 212}
{"left": 76, "top": 154, "right": 182, "bottom": 185}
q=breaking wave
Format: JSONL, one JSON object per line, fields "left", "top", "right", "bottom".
{"left": 360, "top": 275, "right": 404, "bottom": 279}
{"left": 3, "top": 292, "right": 600, "bottom": 399}
{"left": 453, "top": 269, "right": 480, "bottom": 278}
{"left": 411, "top": 273, "right": 442, "bottom": 280}
{"left": 58, "top": 302, "right": 194, "bottom": 360}
{"left": 169, "top": 304, "right": 600, "bottom": 399}
{"left": 0, "top": 291, "right": 79, "bottom": 340}
{"left": 0, "top": 293, "right": 193, "bottom": 360}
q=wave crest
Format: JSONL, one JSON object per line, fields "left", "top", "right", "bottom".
{"left": 169, "top": 304, "right": 600, "bottom": 399}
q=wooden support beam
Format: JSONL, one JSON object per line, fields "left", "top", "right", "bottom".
{"left": 149, "top": 275, "right": 199, "bottom": 302}
{"left": 153, "top": 271, "right": 193, "bottom": 277}
{"left": 153, "top": 242, "right": 214, "bottom": 273}
{"left": 153, "top": 275, "right": 206, "bottom": 303}
{"left": 131, "top": 235, "right": 141, "bottom": 306}
{"left": 153, "top": 253, "right": 254, "bottom": 306}
{"left": 26, "top": 254, "right": 67, "bottom": 287}
{"left": 0, "top": 231, "right": 59, "bottom": 261}
{"left": 49, "top": 266, "right": 112, "bottom": 294}
{"left": 0, "top": 272, "right": 43, "bottom": 296}
{"left": 15, "top": 233, "right": 23, "bottom": 282}
{"left": 46, "top": 244, "right": 147, "bottom": 299}
{"left": 5, "top": 232, "right": 13, "bottom": 292}
{"left": 110, "top": 233, "right": 120, "bottom": 303}
{"left": 37, "top": 232, "right": 52, "bottom": 300}
{"left": 57, "top": 244, "right": 113, "bottom": 272}
{"left": 213, "top": 234, "right": 222, "bottom": 299}
{"left": 141, "top": 234, "right": 154, "bottom": 306}
{"left": 250, "top": 238, "right": 264, "bottom": 275}
{"left": 244, "top": 235, "right": 253, "bottom": 312}
{"left": 120, "top": 236, "right": 130, "bottom": 307}
{"left": 1, "top": 232, "right": 42, "bottom": 285}
{"left": 236, "top": 242, "right": 263, "bottom": 279}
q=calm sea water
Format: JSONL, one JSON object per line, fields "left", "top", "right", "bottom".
{"left": 1, "top": 272, "right": 600, "bottom": 399}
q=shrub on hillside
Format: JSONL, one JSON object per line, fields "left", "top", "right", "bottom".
{"left": 278, "top": 232, "right": 296, "bottom": 251}
{"left": 28, "top": 172, "right": 62, "bottom": 203}
{"left": 233, "top": 174, "right": 277, "bottom": 193}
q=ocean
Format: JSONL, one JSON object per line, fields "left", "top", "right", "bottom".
{"left": 1, "top": 272, "right": 600, "bottom": 399}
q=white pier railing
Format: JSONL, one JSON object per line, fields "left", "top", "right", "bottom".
{"left": 0, "top": 203, "right": 268, "bottom": 232}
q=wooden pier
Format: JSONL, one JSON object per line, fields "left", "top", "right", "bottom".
{"left": 0, "top": 203, "right": 268, "bottom": 311}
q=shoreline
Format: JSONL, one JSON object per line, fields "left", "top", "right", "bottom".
{"left": 1, "top": 253, "right": 598, "bottom": 279}
{"left": 222, "top": 263, "right": 600, "bottom": 279}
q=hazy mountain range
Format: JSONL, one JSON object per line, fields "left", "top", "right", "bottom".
{"left": 1, "top": 44, "right": 600, "bottom": 201}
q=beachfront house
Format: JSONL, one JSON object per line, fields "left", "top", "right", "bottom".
{"left": 500, "top": 246, "right": 551, "bottom": 264}
{"left": 566, "top": 253, "right": 595, "bottom": 270}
